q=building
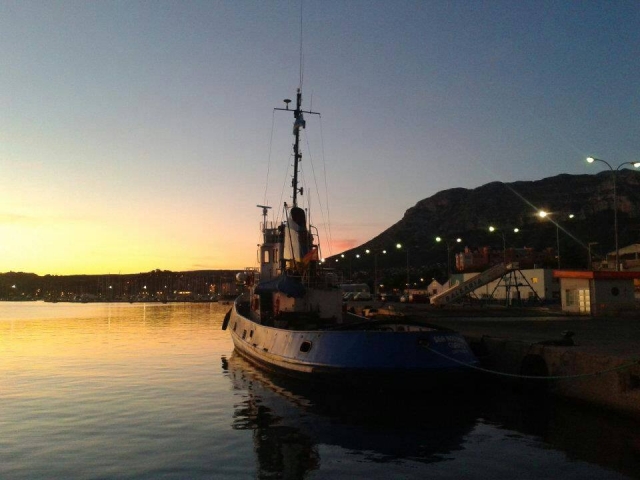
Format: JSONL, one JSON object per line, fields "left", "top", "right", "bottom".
{"left": 426, "top": 279, "right": 444, "bottom": 296}
{"left": 455, "top": 246, "right": 555, "bottom": 272}
{"left": 596, "top": 244, "right": 640, "bottom": 272}
{"left": 553, "top": 270, "right": 640, "bottom": 316}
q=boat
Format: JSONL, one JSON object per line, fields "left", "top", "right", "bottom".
{"left": 224, "top": 87, "right": 479, "bottom": 389}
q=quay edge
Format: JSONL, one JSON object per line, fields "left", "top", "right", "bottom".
{"left": 467, "top": 335, "right": 640, "bottom": 420}
{"left": 350, "top": 302, "right": 640, "bottom": 419}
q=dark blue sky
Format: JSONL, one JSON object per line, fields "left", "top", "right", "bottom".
{"left": 1, "top": 1, "right": 639, "bottom": 273}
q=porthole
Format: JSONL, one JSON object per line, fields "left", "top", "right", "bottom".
{"left": 300, "top": 341, "right": 312, "bottom": 353}
{"left": 611, "top": 287, "right": 620, "bottom": 297}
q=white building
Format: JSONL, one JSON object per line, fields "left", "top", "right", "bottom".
{"left": 554, "top": 270, "right": 640, "bottom": 316}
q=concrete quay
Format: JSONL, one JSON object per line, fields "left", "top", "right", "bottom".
{"left": 360, "top": 303, "right": 640, "bottom": 419}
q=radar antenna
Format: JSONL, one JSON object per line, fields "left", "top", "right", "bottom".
{"left": 256, "top": 205, "right": 271, "bottom": 231}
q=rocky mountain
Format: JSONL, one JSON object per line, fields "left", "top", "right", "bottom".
{"left": 328, "top": 171, "right": 640, "bottom": 283}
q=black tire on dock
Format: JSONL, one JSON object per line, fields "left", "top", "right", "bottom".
{"left": 520, "top": 354, "right": 549, "bottom": 395}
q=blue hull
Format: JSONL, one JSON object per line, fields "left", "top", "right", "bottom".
{"left": 228, "top": 300, "right": 479, "bottom": 389}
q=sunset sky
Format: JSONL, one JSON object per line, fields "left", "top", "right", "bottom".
{"left": 2, "top": 1, "right": 639, "bottom": 275}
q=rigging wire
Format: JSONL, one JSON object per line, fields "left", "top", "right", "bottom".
{"left": 262, "top": 111, "right": 277, "bottom": 221}
{"left": 318, "top": 115, "right": 333, "bottom": 257}
{"left": 302, "top": 128, "right": 331, "bottom": 257}
{"left": 262, "top": 110, "right": 276, "bottom": 207}
{"left": 275, "top": 153, "right": 293, "bottom": 226}
{"left": 255, "top": 110, "right": 279, "bottom": 250}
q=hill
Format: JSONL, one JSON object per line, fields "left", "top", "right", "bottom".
{"left": 327, "top": 171, "right": 640, "bottom": 286}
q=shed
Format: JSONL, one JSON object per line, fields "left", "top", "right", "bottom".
{"left": 553, "top": 270, "right": 640, "bottom": 316}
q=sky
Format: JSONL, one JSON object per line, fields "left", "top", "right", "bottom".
{"left": 1, "top": 0, "right": 639, "bottom": 275}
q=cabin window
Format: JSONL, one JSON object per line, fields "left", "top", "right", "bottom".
{"left": 249, "top": 330, "right": 254, "bottom": 338}
{"left": 242, "top": 330, "right": 247, "bottom": 340}
{"left": 611, "top": 287, "right": 620, "bottom": 297}
{"left": 262, "top": 249, "right": 271, "bottom": 264}
{"left": 300, "top": 341, "right": 312, "bottom": 353}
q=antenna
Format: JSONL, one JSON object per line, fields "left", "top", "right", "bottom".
{"left": 256, "top": 204, "right": 271, "bottom": 231}
{"left": 299, "top": 0, "right": 304, "bottom": 88}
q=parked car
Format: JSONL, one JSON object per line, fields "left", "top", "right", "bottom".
{"left": 409, "top": 294, "right": 430, "bottom": 303}
{"left": 353, "top": 292, "right": 372, "bottom": 301}
{"left": 380, "top": 293, "right": 400, "bottom": 302}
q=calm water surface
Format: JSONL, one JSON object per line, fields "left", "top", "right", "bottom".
{"left": 1, "top": 302, "right": 638, "bottom": 479}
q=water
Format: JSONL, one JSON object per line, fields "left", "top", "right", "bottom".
{"left": 1, "top": 302, "right": 638, "bottom": 479}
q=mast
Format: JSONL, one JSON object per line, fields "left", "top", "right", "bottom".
{"left": 275, "top": 89, "right": 319, "bottom": 208}
{"left": 292, "top": 89, "right": 303, "bottom": 207}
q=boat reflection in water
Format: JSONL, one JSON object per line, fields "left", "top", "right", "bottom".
{"left": 222, "top": 352, "right": 479, "bottom": 477}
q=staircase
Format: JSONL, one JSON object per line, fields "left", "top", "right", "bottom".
{"left": 430, "top": 263, "right": 518, "bottom": 306}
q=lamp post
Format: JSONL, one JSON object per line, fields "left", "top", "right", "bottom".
{"left": 488, "top": 226, "right": 520, "bottom": 263}
{"left": 586, "top": 157, "right": 640, "bottom": 271}
{"left": 365, "top": 248, "right": 387, "bottom": 297}
{"left": 435, "top": 236, "right": 462, "bottom": 279}
{"left": 395, "top": 243, "right": 409, "bottom": 289}
{"left": 588, "top": 242, "right": 599, "bottom": 270}
{"left": 538, "top": 211, "right": 573, "bottom": 269}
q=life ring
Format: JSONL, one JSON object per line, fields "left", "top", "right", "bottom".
{"left": 274, "top": 297, "right": 280, "bottom": 315}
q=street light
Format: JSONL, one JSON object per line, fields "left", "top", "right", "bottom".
{"left": 538, "top": 211, "right": 573, "bottom": 269}
{"left": 588, "top": 242, "right": 599, "bottom": 270}
{"left": 586, "top": 157, "right": 640, "bottom": 271}
{"left": 340, "top": 253, "right": 353, "bottom": 281}
{"left": 435, "top": 236, "right": 462, "bottom": 279}
{"left": 488, "top": 225, "right": 520, "bottom": 263}
{"left": 395, "top": 243, "right": 409, "bottom": 288}
{"left": 365, "top": 248, "right": 387, "bottom": 296}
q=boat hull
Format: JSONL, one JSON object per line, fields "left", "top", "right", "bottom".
{"left": 227, "top": 298, "right": 479, "bottom": 390}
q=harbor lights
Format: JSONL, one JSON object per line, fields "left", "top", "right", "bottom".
{"left": 488, "top": 226, "right": 520, "bottom": 263}
{"left": 435, "top": 236, "right": 462, "bottom": 279}
{"left": 586, "top": 157, "right": 640, "bottom": 271}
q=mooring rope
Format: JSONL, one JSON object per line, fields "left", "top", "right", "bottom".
{"left": 428, "top": 347, "right": 640, "bottom": 381}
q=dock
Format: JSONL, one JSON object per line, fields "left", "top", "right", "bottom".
{"left": 357, "top": 302, "right": 640, "bottom": 419}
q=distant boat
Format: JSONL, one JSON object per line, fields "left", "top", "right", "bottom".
{"left": 223, "top": 87, "right": 478, "bottom": 389}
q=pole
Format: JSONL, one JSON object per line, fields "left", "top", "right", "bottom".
{"left": 588, "top": 242, "right": 598, "bottom": 270}
{"left": 556, "top": 224, "right": 561, "bottom": 269}
{"left": 406, "top": 249, "right": 410, "bottom": 288}
{"left": 586, "top": 157, "right": 640, "bottom": 271}
{"left": 374, "top": 253, "right": 378, "bottom": 297}
{"left": 613, "top": 170, "right": 619, "bottom": 271}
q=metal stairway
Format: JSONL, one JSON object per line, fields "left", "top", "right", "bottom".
{"left": 430, "top": 262, "right": 518, "bottom": 306}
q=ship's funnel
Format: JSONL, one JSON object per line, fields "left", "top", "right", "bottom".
{"left": 283, "top": 207, "right": 310, "bottom": 267}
